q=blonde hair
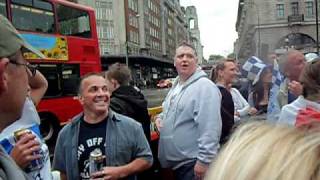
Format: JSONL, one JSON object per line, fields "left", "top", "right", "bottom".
{"left": 205, "top": 121, "right": 320, "bottom": 180}
{"left": 210, "top": 58, "right": 236, "bottom": 82}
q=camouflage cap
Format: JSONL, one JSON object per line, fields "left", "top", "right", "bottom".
{"left": 0, "top": 15, "right": 44, "bottom": 58}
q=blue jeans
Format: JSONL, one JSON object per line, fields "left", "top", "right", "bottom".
{"left": 173, "top": 161, "right": 196, "bottom": 180}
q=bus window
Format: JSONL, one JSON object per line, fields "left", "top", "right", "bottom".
{"left": 61, "top": 64, "right": 80, "bottom": 96}
{"left": 11, "top": 0, "right": 54, "bottom": 33}
{"left": 37, "top": 64, "right": 62, "bottom": 98}
{"left": 56, "top": 4, "right": 91, "bottom": 38}
{"left": 34, "top": 0, "right": 52, "bottom": 11}
{"left": 0, "top": 0, "right": 6, "bottom": 17}
{"left": 36, "top": 64, "right": 80, "bottom": 97}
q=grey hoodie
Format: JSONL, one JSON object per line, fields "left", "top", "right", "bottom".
{"left": 158, "top": 69, "right": 222, "bottom": 168}
{"left": 0, "top": 147, "right": 27, "bottom": 179}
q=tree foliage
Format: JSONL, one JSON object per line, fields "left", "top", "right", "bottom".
{"left": 208, "top": 54, "right": 224, "bottom": 62}
{"left": 227, "top": 53, "right": 236, "bottom": 59}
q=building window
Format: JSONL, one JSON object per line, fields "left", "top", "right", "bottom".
{"left": 168, "top": 28, "right": 172, "bottom": 36}
{"left": 291, "top": 2, "right": 299, "bottom": 15}
{"left": 167, "top": 17, "right": 172, "bottom": 26}
{"left": 106, "top": 26, "right": 114, "bottom": 39}
{"left": 102, "top": 46, "right": 109, "bottom": 54}
{"left": 129, "top": 30, "right": 139, "bottom": 44}
{"left": 128, "top": 0, "right": 132, "bottom": 9}
{"left": 100, "top": 41, "right": 114, "bottom": 54}
{"left": 189, "top": 19, "right": 195, "bottom": 29}
{"left": 128, "top": 0, "right": 138, "bottom": 12}
{"left": 276, "top": 4, "right": 285, "bottom": 19}
{"left": 106, "top": 8, "right": 112, "bottom": 18}
{"left": 98, "top": 21, "right": 114, "bottom": 40}
{"left": 148, "top": 0, "right": 151, "bottom": 9}
{"left": 305, "top": 1, "right": 314, "bottom": 17}
{"left": 129, "top": 14, "right": 138, "bottom": 28}
{"left": 57, "top": 4, "right": 91, "bottom": 38}
{"left": 96, "top": 1, "right": 113, "bottom": 20}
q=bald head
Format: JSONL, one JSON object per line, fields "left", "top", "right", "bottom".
{"left": 280, "top": 50, "right": 305, "bottom": 81}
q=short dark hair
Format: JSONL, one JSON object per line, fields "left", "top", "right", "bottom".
{"left": 176, "top": 41, "right": 197, "bottom": 56}
{"left": 105, "top": 63, "right": 131, "bottom": 86}
{"left": 78, "top": 72, "right": 104, "bottom": 95}
{"left": 210, "top": 58, "right": 236, "bottom": 82}
{"left": 300, "top": 58, "right": 320, "bottom": 98}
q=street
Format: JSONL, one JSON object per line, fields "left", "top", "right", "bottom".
{"left": 142, "top": 88, "right": 170, "bottom": 108}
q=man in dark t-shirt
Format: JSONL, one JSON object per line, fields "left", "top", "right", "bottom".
{"left": 77, "top": 117, "right": 107, "bottom": 179}
{"left": 53, "top": 73, "right": 153, "bottom": 180}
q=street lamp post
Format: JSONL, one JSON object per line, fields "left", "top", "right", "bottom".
{"left": 125, "top": 37, "right": 129, "bottom": 66}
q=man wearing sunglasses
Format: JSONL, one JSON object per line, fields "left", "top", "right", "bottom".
{"left": 0, "top": 52, "right": 51, "bottom": 180}
{"left": 0, "top": 15, "right": 47, "bottom": 179}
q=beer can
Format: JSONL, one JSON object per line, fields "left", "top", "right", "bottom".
{"left": 14, "top": 128, "right": 43, "bottom": 172}
{"left": 14, "top": 128, "right": 31, "bottom": 141}
{"left": 89, "top": 148, "right": 106, "bottom": 175}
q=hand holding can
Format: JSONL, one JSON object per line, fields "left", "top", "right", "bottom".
{"left": 89, "top": 148, "right": 106, "bottom": 176}
{"left": 11, "top": 129, "right": 42, "bottom": 171}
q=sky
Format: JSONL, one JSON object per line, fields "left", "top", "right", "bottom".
{"left": 180, "top": 0, "right": 238, "bottom": 60}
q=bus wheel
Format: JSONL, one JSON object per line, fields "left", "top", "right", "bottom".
{"left": 40, "top": 118, "right": 54, "bottom": 141}
{"left": 39, "top": 114, "right": 60, "bottom": 151}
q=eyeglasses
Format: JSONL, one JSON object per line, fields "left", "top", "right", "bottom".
{"left": 9, "top": 60, "right": 37, "bottom": 77}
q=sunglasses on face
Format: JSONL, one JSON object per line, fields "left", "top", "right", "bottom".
{"left": 9, "top": 60, "right": 37, "bottom": 77}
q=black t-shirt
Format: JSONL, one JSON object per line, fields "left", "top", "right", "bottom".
{"left": 77, "top": 116, "right": 107, "bottom": 180}
{"left": 218, "top": 86, "right": 235, "bottom": 144}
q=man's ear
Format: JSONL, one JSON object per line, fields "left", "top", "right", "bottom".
{"left": 78, "top": 94, "right": 84, "bottom": 105}
{"left": 0, "top": 58, "right": 9, "bottom": 94}
{"left": 111, "top": 79, "right": 119, "bottom": 88}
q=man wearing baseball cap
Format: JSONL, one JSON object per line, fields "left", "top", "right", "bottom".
{"left": 0, "top": 14, "right": 45, "bottom": 179}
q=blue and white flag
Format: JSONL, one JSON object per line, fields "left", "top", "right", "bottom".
{"left": 267, "top": 59, "right": 284, "bottom": 122}
{"left": 241, "top": 56, "right": 267, "bottom": 85}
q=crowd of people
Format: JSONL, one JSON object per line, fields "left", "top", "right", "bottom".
{"left": 1, "top": 14, "right": 320, "bottom": 180}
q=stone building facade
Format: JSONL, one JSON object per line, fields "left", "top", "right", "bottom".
{"left": 235, "top": 0, "right": 318, "bottom": 63}
{"left": 186, "top": 6, "right": 204, "bottom": 64}
{"left": 70, "top": 0, "right": 204, "bottom": 87}
{"left": 72, "top": 0, "right": 203, "bottom": 63}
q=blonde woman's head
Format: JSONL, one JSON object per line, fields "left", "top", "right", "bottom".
{"left": 205, "top": 121, "right": 320, "bottom": 180}
{"left": 210, "top": 59, "right": 237, "bottom": 84}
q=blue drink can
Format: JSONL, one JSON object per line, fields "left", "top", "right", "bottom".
{"left": 14, "top": 128, "right": 43, "bottom": 172}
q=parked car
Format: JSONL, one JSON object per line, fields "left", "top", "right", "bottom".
{"left": 157, "top": 78, "right": 174, "bottom": 88}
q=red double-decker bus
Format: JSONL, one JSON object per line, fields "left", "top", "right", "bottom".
{"left": 0, "top": 0, "right": 101, "bottom": 145}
